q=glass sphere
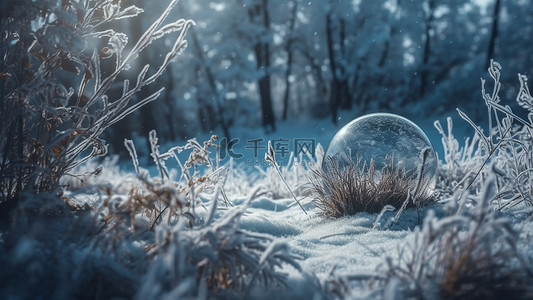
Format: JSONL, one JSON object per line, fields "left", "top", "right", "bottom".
{"left": 323, "top": 113, "right": 438, "bottom": 195}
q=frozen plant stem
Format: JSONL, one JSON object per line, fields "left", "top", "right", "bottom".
{"left": 455, "top": 125, "right": 511, "bottom": 194}
{"left": 124, "top": 139, "right": 140, "bottom": 175}
{"left": 265, "top": 141, "right": 308, "bottom": 215}
{"left": 372, "top": 205, "right": 395, "bottom": 229}
{"left": 454, "top": 60, "right": 515, "bottom": 197}
{"left": 0, "top": 0, "right": 195, "bottom": 206}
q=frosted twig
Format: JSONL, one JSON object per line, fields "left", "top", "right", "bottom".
{"left": 454, "top": 124, "right": 512, "bottom": 193}
{"left": 124, "top": 138, "right": 140, "bottom": 174}
{"left": 386, "top": 191, "right": 411, "bottom": 229}
{"left": 149, "top": 130, "right": 170, "bottom": 182}
{"left": 373, "top": 205, "right": 396, "bottom": 229}
{"left": 265, "top": 140, "right": 308, "bottom": 215}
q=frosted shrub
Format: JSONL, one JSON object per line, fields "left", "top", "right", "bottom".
{"left": 83, "top": 132, "right": 303, "bottom": 297}
{"left": 318, "top": 61, "right": 533, "bottom": 299}
{"left": 365, "top": 61, "right": 533, "bottom": 298}
{"left": 138, "top": 203, "right": 302, "bottom": 298}
{"left": 370, "top": 175, "right": 533, "bottom": 299}
{"left": 433, "top": 116, "right": 484, "bottom": 197}
{"left": 0, "top": 0, "right": 194, "bottom": 217}
{"left": 99, "top": 133, "right": 225, "bottom": 231}
{"left": 447, "top": 60, "right": 533, "bottom": 210}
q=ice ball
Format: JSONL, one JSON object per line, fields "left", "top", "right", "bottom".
{"left": 323, "top": 113, "right": 437, "bottom": 195}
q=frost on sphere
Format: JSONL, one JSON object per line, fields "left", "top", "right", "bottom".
{"left": 323, "top": 113, "right": 438, "bottom": 195}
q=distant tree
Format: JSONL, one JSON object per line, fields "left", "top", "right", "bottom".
{"left": 94, "top": 0, "right": 533, "bottom": 142}
{"left": 325, "top": 7, "right": 339, "bottom": 124}
{"left": 486, "top": 0, "right": 501, "bottom": 69}
{"left": 245, "top": 0, "right": 276, "bottom": 132}
{"left": 325, "top": 0, "right": 353, "bottom": 124}
{"left": 282, "top": 1, "right": 298, "bottom": 121}
{"left": 378, "top": 0, "right": 401, "bottom": 69}
{"left": 189, "top": 27, "right": 232, "bottom": 139}
{"left": 342, "top": 0, "right": 408, "bottom": 114}
{"left": 420, "top": 0, "right": 435, "bottom": 98}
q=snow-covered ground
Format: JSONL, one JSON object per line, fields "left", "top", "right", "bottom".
{"left": 237, "top": 194, "right": 438, "bottom": 276}
{"left": 4, "top": 111, "right": 532, "bottom": 299}
{"left": 58, "top": 110, "right": 530, "bottom": 299}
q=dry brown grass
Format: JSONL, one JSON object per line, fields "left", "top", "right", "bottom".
{"left": 0, "top": 0, "right": 193, "bottom": 221}
{"left": 368, "top": 176, "right": 533, "bottom": 300}
{"left": 434, "top": 219, "right": 532, "bottom": 299}
{"left": 310, "top": 157, "right": 432, "bottom": 217}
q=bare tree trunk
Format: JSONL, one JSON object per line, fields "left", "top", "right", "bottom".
{"left": 282, "top": 1, "right": 298, "bottom": 121}
{"left": 297, "top": 42, "right": 327, "bottom": 106}
{"left": 189, "top": 27, "right": 231, "bottom": 139}
{"left": 326, "top": 11, "right": 339, "bottom": 125}
{"left": 373, "top": 0, "right": 401, "bottom": 107}
{"left": 338, "top": 19, "right": 351, "bottom": 110}
{"left": 258, "top": 67, "right": 275, "bottom": 132}
{"left": 260, "top": 0, "right": 275, "bottom": 132}
{"left": 326, "top": 5, "right": 351, "bottom": 122}
{"left": 249, "top": 0, "right": 275, "bottom": 132}
{"left": 420, "top": 0, "right": 435, "bottom": 98}
{"left": 486, "top": 0, "right": 501, "bottom": 69}
{"left": 378, "top": 0, "right": 401, "bottom": 68}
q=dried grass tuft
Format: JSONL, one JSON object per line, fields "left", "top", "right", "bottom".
{"left": 367, "top": 176, "right": 533, "bottom": 300}
{"left": 310, "top": 157, "right": 432, "bottom": 217}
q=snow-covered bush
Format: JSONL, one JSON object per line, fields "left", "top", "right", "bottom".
{"left": 369, "top": 175, "right": 533, "bottom": 300}
{"left": 138, "top": 203, "right": 301, "bottom": 298}
{"left": 104, "top": 134, "right": 304, "bottom": 297}
{"left": 95, "top": 132, "right": 225, "bottom": 231}
{"left": 436, "top": 60, "right": 533, "bottom": 210}
{"left": 0, "top": 0, "right": 193, "bottom": 216}
{"left": 316, "top": 61, "right": 533, "bottom": 299}
{"left": 369, "top": 61, "right": 533, "bottom": 299}
{"left": 1, "top": 130, "right": 306, "bottom": 298}
{"left": 433, "top": 116, "right": 484, "bottom": 197}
